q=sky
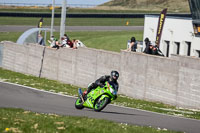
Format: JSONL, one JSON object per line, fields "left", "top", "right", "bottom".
{"left": 0, "top": 0, "right": 111, "bottom": 6}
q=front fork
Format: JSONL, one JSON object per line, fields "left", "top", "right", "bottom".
{"left": 78, "top": 88, "right": 85, "bottom": 102}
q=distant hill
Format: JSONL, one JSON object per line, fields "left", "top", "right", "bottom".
{"left": 99, "top": 0, "right": 190, "bottom": 13}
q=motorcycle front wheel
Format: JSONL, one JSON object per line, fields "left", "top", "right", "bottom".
{"left": 94, "top": 97, "right": 110, "bottom": 112}
{"left": 75, "top": 98, "right": 84, "bottom": 109}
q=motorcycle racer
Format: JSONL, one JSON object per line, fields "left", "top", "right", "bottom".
{"left": 83, "top": 70, "right": 119, "bottom": 97}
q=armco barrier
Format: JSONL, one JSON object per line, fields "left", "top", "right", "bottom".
{"left": 0, "top": 42, "right": 200, "bottom": 109}
{"left": 0, "top": 12, "right": 191, "bottom": 18}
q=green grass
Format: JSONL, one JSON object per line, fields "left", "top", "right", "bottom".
{"left": 0, "top": 32, "right": 21, "bottom": 42}
{"left": 68, "top": 31, "right": 143, "bottom": 52}
{"left": 0, "top": 108, "right": 180, "bottom": 133}
{"left": 0, "top": 68, "right": 200, "bottom": 120}
{"left": 0, "top": 31, "right": 143, "bottom": 52}
{"left": 0, "top": 16, "right": 144, "bottom": 26}
{"left": 0, "top": 67, "right": 79, "bottom": 96}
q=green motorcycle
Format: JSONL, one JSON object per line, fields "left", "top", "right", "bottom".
{"left": 75, "top": 81, "right": 118, "bottom": 112}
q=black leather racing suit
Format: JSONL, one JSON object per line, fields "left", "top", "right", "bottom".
{"left": 87, "top": 75, "right": 119, "bottom": 94}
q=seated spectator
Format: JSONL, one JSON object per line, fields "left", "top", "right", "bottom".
{"left": 67, "top": 39, "right": 74, "bottom": 48}
{"left": 72, "top": 39, "right": 86, "bottom": 48}
{"left": 48, "top": 35, "right": 60, "bottom": 49}
{"left": 127, "top": 37, "right": 137, "bottom": 52}
{"left": 143, "top": 38, "right": 164, "bottom": 56}
{"left": 143, "top": 37, "right": 152, "bottom": 54}
{"left": 60, "top": 37, "right": 69, "bottom": 48}
{"left": 60, "top": 33, "right": 86, "bottom": 49}
{"left": 151, "top": 43, "right": 165, "bottom": 56}
{"left": 64, "top": 34, "right": 70, "bottom": 40}
{"left": 60, "top": 35, "right": 76, "bottom": 49}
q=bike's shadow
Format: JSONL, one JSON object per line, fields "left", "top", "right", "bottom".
{"left": 85, "top": 108, "right": 147, "bottom": 117}
{"left": 86, "top": 109, "right": 146, "bottom": 117}
{"left": 100, "top": 110, "right": 140, "bottom": 116}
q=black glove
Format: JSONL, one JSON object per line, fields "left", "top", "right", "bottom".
{"left": 99, "top": 84, "right": 105, "bottom": 88}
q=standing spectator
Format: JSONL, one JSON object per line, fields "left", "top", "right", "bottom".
{"left": 127, "top": 37, "right": 137, "bottom": 52}
{"left": 38, "top": 34, "right": 45, "bottom": 46}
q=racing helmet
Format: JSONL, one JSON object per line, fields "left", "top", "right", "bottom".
{"left": 111, "top": 70, "right": 119, "bottom": 81}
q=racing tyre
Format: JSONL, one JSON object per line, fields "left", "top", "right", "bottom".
{"left": 75, "top": 98, "right": 84, "bottom": 109}
{"left": 94, "top": 97, "right": 110, "bottom": 112}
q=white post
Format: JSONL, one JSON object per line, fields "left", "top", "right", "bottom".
{"left": 60, "top": 0, "right": 67, "bottom": 40}
{"left": 50, "top": 0, "right": 55, "bottom": 38}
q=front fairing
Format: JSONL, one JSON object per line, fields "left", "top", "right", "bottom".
{"left": 83, "top": 81, "right": 117, "bottom": 108}
{"left": 83, "top": 87, "right": 106, "bottom": 108}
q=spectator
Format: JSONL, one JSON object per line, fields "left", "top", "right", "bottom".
{"left": 72, "top": 39, "right": 86, "bottom": 48}
{"left": 127, "top": 37, "right": 137, "bottom": 52}
{"left": 66, "top": 39, "right": 74, "bottom": 48}
{"left": 143, "top": 38, "right": 164, "bottom": 56}
{"left": 38, "top": 34, "right": 45, "bottom": 46}
{"left": 48, "top": 35, "right": 60, "bottom": 49}
{"left": 61, "top": 34, "right": 70, "bottom": 47}
{"left": 151, "top": 43, "right": 165, "bottom": 56}
{"left": 60, "top": 37, "right": 69, "bottom": 48}
{"left": 143, "top": 37, "right": 152, "bottom": 54}
{"left": 60, "top": 35, "right": 76, "bottom": 49}
{"left": 64, "top": 34, "right": 70, "bottom": 40}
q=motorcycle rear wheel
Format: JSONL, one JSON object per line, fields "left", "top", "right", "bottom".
{"left": 94, "top": 97, "right": 110, "bottom": 112}
{"left": 75, "top": 98, "right": 84, "bottom": 109}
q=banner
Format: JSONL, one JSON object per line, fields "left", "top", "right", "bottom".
{"left": 155, "top": 8, "right": 167, "bottom": 48}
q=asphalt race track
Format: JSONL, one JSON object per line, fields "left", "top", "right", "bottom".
{"left": 0, "top": 81, "right": 200, "bottom": 133}
{"left": 0, "top": 25, "right": 144, "bottom": 32}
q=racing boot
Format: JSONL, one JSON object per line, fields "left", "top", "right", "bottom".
{"left": 83, "top": 83, "right": 96, "bottom": 99}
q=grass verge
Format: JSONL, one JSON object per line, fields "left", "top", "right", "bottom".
{"left": 0, "top": 17, "right": 144, "bottom": 26}
{"left": 0, "top": 67, "right": 200, "bottom": 120}
{"left": 0, "top": 108, "right": 180, "bottom": 133}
